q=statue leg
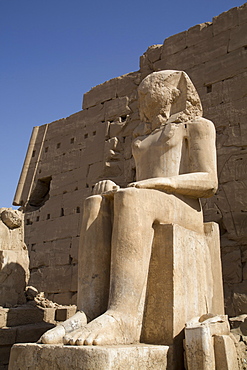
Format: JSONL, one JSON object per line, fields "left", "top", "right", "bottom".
{"left": 69, "top": 188, "right": 156, "bottom": 346}
{"left": 109, "top": 188, "right": 155, "bottom": 315}
{"left": 43, "top": 188, "right": 203, "bottom": 345}
{"left": 77, "top": 194, "right": 112, "bottom": 320}
{"left": 41, "top": 194, "right": 112, "bottom": 344}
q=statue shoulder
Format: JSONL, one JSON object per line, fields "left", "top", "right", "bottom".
{"left": 187, "top": 117, "right": 216, "bottom": 139}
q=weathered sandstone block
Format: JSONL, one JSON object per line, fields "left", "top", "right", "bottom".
{"left": 214, "top": 334, "right": 239, "bottom": 369}
{"left": 82, "top": 79, "right": 117, "bottom": 109}
{"left": 0, "top": 209, "right": 29, "bottom": 307}
{"left": 184, "top": 315, "right": 238, "bottom": 370}
{"left": 1, "top": 306, "right": 46, "bottom": 327}
{"left": 9, "top": 343, "right": 169, "bottom": 370}
{"left": 104, "top": 96, "right": 131, "bottom": 121}
{"left": 1, "top": 209, "right": 22, "bottom": 229}
{"left": 212, "top": 6, "right": 239, "bottom": 35}
{"left": 141, "top": 222, "right": 224, "bottom": 350}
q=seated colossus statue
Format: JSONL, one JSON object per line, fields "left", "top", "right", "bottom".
{"left": 41, "top": 70, "right": 218, "bottom": 346}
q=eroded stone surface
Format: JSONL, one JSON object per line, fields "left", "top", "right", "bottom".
{"left": 184, "top": 315, "right": 238, "bottom": 370}
{"left": 8, "top": 343, "right": 169, "bottom": 370}
{"left": 0, "top": 208, "right": 29, "bottom": 307}
{"left": 214, "top": 335, "right": 239, "bottom": 370}
{"left": 1, "top": 209, "right": 22, "bottom": 229}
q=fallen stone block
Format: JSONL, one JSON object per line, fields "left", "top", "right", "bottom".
{"left": 15, "top": 322, "right": 54, "bottom": 343}
{"left": 214, "top": 334, "right": 238, "bottom": 370}
{"left": 1, "top": 209, "right": 22, "bottom": 229}
{"left": 0, "top": 327, "right": 17, "bottom": 346}
{"left": 5, "top": 306, "right": 45, "bottom": 327}
{"left": 229, "top": 314, "right": 247, "bottom": 336}
{"left": 0, "top": 345, "right": 12, "bottom": 367}
{"left": 0, "top": 309, "right": 7, "bottom": 328}
{"left": 0, "top": 248, "right": 29, "bottom": 307}
{"left": 184, "top": 315, "right": 238, "bottom": 370}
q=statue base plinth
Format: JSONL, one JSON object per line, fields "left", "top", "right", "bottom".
{"left": 9, "top": 343, "right": 169, "bottom": 370}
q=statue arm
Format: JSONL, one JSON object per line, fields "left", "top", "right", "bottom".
{"left": 128, "top": 118, "right": 218, "bottom": 199}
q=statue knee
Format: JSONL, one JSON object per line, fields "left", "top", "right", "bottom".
{"left": 115, "top": 187, "right": 140, "bottom": 207}
{"left": 84, "top": 194, "right": 103, "bottom": 212}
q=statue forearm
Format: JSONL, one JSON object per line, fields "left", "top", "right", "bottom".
{"left": 169, "top": 173, "right": 217, "bottom": 198}
{"left": 128, "top": 172, "right": 218, "bottom": 198}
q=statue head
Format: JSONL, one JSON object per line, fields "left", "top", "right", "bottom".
{"left": 138, "top": 70, "right": 203, "bottom": 130}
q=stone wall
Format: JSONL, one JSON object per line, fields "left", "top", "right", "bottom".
{"left": 14, "top": 4, "right": 247, "bottom": 314}
{"left": 0, "top": 208, "right": 29, "bottom": 307}
{"left": 14, "top": 72, "right": 141, "bottom": 305}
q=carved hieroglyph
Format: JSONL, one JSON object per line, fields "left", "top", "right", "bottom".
{"left": 41, "top": 70, "right": 222, "bottom": 349}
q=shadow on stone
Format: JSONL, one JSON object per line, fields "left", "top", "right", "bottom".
{"left": 0, "top": 262, "right": 27, "bottom": 308}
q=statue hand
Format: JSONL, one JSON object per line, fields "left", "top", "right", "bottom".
{"left": 93, "top": 180, "right": 119, "bottom": 195}
{"left": 128, "top": 179, "right": 157, "bottom": 189}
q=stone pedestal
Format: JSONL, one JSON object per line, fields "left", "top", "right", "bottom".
{"left": 8, "top": 343, "right": 169, "bottom": 370}
{"left": 8, "top": 222, "right": 223, "bottom": 370}
{"left": 141, "top": 222, "right": 224, "bottom": 368}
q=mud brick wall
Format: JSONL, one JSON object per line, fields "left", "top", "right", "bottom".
{"left": 14, "top": 4, "right": 247, "bottom": 314}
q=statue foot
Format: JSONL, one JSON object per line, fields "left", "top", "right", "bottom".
{"left": 40, "top": 311, "right": 87, "bottom": 344}
{"left": 64, "top": 310, "right": 139, "bottom": 345}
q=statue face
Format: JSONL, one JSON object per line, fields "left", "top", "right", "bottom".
{"left": 138, "top": 76, "right": 173, "bottom": 128}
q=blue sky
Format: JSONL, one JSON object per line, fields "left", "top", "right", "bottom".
{"left": 0, "top": 0, "right": 245, "bottom": 208}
